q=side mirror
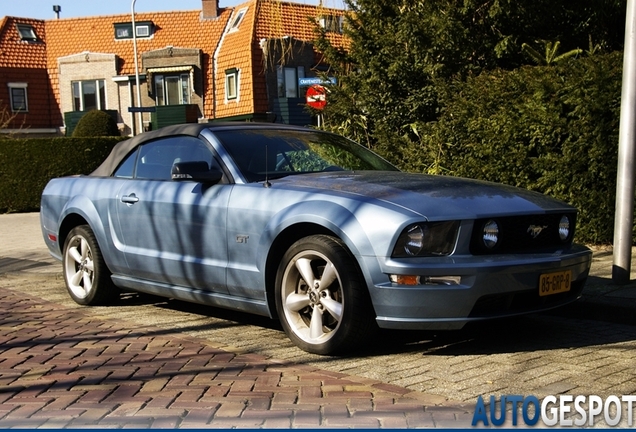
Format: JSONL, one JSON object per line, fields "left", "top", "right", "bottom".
{"left": 171, "top": 161, "right": 223, "bottom": 184}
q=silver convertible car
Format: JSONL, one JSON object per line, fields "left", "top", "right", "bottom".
{"left": 41, "top": 123, "right": 592, "bottom": 355}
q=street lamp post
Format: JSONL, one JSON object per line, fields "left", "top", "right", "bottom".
{"left": 613, "top": 0, "right": 636, "bottom": 284}
{"left": 131, "top": 0, "right": 143, "bottom": 136}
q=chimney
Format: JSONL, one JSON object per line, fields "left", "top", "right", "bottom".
{"left": 202, "top": 0, "right": 219, "bottom": 19}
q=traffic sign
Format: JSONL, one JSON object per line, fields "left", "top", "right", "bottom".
{"left": 306, "top": 85, "right": 327, "bottom": 110}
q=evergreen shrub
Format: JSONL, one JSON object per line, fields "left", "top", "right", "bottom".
{"left": 430, "top": 52, "right": 622, "bottom": 244}
{"left": 0, "top": 137, "right": 122, "bottom": 213}
{"left": 72, "top": 110, "right": 120, "bottom": 137}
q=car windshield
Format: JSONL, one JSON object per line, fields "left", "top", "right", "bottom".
{"left": 212, "top": 128, "right": 399, "bottom": 183}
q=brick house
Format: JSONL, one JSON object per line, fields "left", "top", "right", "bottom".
{"left": 0, "top": 17, "right": 57, "bottom": 134}
{"left": 0, "top": 0, "right": 346, "bottom": 136}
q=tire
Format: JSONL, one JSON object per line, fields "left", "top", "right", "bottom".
{"left": 275, "top": 235, "right": 375, "bottom": 355}
{"left": 62, "top": 225, "right": 118, "bottom": 305}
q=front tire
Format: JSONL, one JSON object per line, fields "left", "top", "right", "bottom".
{"left": 63, "top": 225, "right": 118, "bottom": 305}
{"left": 275, "top": 235, "right": 375, "bottom": 355}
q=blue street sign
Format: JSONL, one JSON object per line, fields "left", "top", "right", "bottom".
{"left": 128, "top": 106, "right": 156, "bottom": 113}
{"left": 299, "top": 77, "right": 337, "bottom": 87}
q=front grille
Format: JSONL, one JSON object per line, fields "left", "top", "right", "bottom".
{"left": 470, "top": 213, "right": 576, "bottom": 255}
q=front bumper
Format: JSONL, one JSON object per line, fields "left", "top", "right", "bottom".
{"left": 363, "top": 245, "right": 592, "bottom": 330}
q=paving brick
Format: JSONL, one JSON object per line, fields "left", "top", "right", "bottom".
{"left": 292, "top": 409, "right": 322, "bottom": 427}
{"left": 213, "top": 401, "right": 247, "bottom": 418}
{"left": 179, "top": 407, "right": 216, "bottom": 427}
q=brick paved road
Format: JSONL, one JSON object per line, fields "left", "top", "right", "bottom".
{"left": 0, "top": 278, "right": 472, "bottom": 428}
{"left": 2, "top": 272, "right": 636, "bottom": 427}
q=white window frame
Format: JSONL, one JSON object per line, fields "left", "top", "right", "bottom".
{"left": 72, "top": 79, "right": 106, "bottom": 111}
{"left": 136, "top": 24, "right": 150, "bottom": 37}
{"left": 114, "top": 22, "right": 154, "bottom": 40}
{"left": 154, "top": 73, "right": 191, "bottom": 106}
{"left": 229, "top": 8, "right": 248, "bottom": 32}
{"left": 8, "top": 83, "right": 28, "bottom": 112}
{"left": 225, "top": 69, "right": 239, "bottom": 101}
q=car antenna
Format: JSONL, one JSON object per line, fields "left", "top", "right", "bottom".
{"left": 264, "top": 144, "right": 271, "bottom": 188}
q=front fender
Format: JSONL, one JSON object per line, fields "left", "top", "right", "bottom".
{"left": 257, "top": 200, "right": 383, "bottom": 285}
{"left": 274, "top": 200, "right": 370, "bottom": 249}
{"left": 57, "top": 195, "right": 122, "bottom": 272}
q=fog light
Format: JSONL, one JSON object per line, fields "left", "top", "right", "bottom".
{"left": 559, "top": 215, "right": 571, "bottom": 241}
{"left": 483, "top": 220, "right": 499, "bottom": 249}
{"left": 423, "top": 276, "right": 462, "bottom": 286}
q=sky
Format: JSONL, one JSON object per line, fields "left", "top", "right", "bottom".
{"left": 2, "top": 0, "right": 347, "bottom": 20}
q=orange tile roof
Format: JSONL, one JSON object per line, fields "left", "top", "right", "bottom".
{"left": 215, "top": 1, "right": 257, "bottom": 119}
{"left": 2, "top": 0, "right": 348, "bottom": 126}
{"left": 0, "top": 17, "right": 47, "bottom": 68}
{"left": 215, "top": 0, "right": 347, "bottom": 119}
{"left": 255, "top": 0, "right": 347, "bottom": 48}
{"left": 44, "top": 9, "right": 233, "bottom": 115}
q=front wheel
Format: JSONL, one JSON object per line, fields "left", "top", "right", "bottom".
{"left": 275, "top": 235, "right": 375, "bottom": 355}
{"left": 63, "top": 225, "right": 118, "bottom": 305}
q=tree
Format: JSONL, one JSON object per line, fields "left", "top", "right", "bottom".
{"left": 315, "top": 0, "right": 625, "bottom": 168}
{"left": 521, "top": 41, "right": 583, "bottom": 65}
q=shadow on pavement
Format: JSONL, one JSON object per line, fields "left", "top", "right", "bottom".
{"left": 118, "top": 292, "right": 636, "bottom": 360}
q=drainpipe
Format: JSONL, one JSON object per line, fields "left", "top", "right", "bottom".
{"left": 131, "top": 0, "right": 143, "bottom": 135}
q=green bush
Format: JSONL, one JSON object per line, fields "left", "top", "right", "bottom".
{"left": 72, "top": 110, "right": 120, "bottom": 137}
{"left": 429, "top": 52, "right": 622, "bottom": 244}
{"left": 0, "top": 137, "right": 122, "bottom": 213}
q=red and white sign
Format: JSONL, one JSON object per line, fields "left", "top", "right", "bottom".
{"left": 306, "top": 85, "right": 327, "bottom": 110}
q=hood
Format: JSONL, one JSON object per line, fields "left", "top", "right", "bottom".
{"left": 272, "top": 171, "right": 574, "bottom": 220}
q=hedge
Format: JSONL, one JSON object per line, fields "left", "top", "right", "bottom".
{"left": 412, "top": 52, "right": 623, "bottom": 244}
{"left": 0, "top": 137, "right": 122, "bottom": 213}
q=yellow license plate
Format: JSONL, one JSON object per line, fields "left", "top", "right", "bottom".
{"left": 539, "top": 270, "right": 572, "bottom": 296}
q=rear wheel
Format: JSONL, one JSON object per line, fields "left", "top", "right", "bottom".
{"left": 275, "top": 235, "right": 375, "bottom": 355}
{"left": 63, "top": 225, "right": 118, "bottom": 305}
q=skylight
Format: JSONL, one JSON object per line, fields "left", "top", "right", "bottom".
{"left": 229, "top": 8, "right": 248, "bottom": 31}
{"left": 16, "top": 24, "right": 38, "bottom": 42}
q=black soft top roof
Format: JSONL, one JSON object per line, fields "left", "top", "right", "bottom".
{"left": 90, "top": 122, "right": 322, "bottom": 177}
{"left": 91, "top": 124, "right": 210, "bottom": 177}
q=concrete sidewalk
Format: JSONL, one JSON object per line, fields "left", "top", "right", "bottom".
{"left": 1, "top": 212, "right": 636, "bottom": 428}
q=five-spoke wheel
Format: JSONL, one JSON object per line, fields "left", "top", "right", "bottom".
{"left": 276, "top": 235, "right": 374, "bottom": 355}
{"left": 63, "top": 225, "right": 117, "bottom": 305}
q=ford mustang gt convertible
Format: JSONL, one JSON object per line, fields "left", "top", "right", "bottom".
{"left": 40, "top": 123, "right": 592, "bottom": 354}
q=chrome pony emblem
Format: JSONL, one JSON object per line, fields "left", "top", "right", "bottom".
{"left": 527, "top": 225, "right": 548, "bottom": 239}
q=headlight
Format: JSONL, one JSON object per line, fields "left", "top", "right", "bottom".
{"left": 482, "top": 219, "right": 499, "bottom": 249}
{"left": 559, "top": 215, "right": 571, "bottom": 241}
{"left": 392, "top": 221, "right": 459, "bottom": 258}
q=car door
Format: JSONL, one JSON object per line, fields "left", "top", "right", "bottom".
{"left": 111, "top": 136, "right": 231, "bottom": 293}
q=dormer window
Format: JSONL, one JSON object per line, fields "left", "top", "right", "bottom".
{"left": 16, "top": 24, "right": 38, "bottom": 42}
{"left": 229, "top": 8, "right": 248, "bottom": 32}
{"left": 318, "top": 15, "right": 343, "bottom": 33}
{"left": 114, "top": 21, "right": 154, "bottom": 40}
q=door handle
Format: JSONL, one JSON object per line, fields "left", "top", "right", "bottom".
{"left": 121, "top": 193, "right": 139, "bottom": 204}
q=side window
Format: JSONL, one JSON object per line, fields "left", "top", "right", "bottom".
{"left": 114, "top": 148, "right": 138, "bottom": 178}
{"left": 135, "top": 136, "right": 215, "bottom": 180}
